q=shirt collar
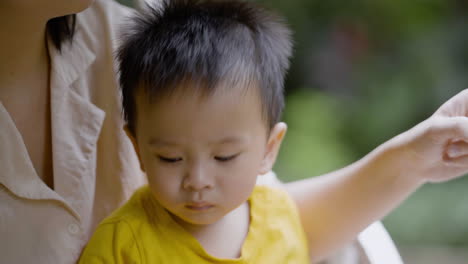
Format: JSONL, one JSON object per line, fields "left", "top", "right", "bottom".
{"left": 0, "top": 103, "right": 63, "bottom": 202}
{"left": 0, "top": 23, "right": 98, "bottom": 221}
{"left": 48, "top": 25, "right": 96, "bottom": 89}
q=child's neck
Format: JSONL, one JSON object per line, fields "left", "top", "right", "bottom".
{"left": 182, "top": 201, "right": 251, "bottom": 259}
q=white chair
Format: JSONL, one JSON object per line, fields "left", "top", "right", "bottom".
{"left": 357, "top": 222, "right": 403, "bottom": 264}
{"left": 321, "top": 222, "right": 404, "bottom": 264}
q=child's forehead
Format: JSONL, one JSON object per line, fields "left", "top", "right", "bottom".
{"left": 134, "top": 82, "right": 268, "bottom": 128}
{"left": 136, "top": 80, "right": 262, "bottom": 107}
{"left": 133, "top": 82, "right": 271, "bottom": 141}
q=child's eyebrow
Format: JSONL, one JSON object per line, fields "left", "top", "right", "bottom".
{"left": 147, "top": 138, "right": 180, "bottom": 148}
{"left": 216, "top": 136, "right": 248, "bottom": 145}
{"left": 147, "top": 136, "right": 248, "bottom": 147}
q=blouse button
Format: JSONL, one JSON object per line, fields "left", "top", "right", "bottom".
{"left": 68, "top": 223, "right": 80, "bottom": 235}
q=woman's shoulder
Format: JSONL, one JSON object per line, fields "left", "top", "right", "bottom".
{"left": 79, "top": 0, "right": 134, "bottom": 28}
{"left": 75, "top": 0, "right": 135, "bottom": 52}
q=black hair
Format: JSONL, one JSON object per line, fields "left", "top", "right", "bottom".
{"left": 118, "top": 0, "right": 292, "bottom": 135}
{"left": 46, "top": 15, "right": 76, "bottom": 51}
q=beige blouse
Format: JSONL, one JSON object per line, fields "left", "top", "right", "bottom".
{"left": 0, "top": 1, "right": 146, "bottom": 263}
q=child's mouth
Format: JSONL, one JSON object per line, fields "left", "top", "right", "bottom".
{"left": 185, "top": 203, "right": 214, "bottom": 211}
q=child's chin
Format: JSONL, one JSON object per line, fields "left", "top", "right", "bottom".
{"left": 183, "top": 215, "right": 221, "bottom": 226}
{"left": 171, "top": 210, "right": 223, "bottom": 227}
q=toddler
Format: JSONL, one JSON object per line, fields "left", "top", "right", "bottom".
{"left": 80, "top": 0, "right": 468, "bottom": 263}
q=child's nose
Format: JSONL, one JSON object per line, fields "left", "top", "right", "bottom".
{"left": 183, "top": 163, "right": 214, "bottom": 191}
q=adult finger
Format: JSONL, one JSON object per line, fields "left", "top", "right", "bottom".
{"left": 446, "top": 140, "right": 468, "bottom": 159}
{"left": 433, "top": 88, "right": 468, "bottom": 117}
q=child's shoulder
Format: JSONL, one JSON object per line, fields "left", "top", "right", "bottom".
{"left": 245, "top": 186, "right": 310, "bottom": 262}
{"left": 79, "top": 186, "right": 156, "bottom": 263}
{"left": 251, "top": 185, "right": 295, "bottom": 205}
{"left": 250, "top": 185, "right": 300, "bottom": 218}
{"left": 100, "top": 185, "right": 152, "bottom": 226}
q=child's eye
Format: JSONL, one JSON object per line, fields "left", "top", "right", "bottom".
{"left": 158, "top": 156, "right": 183, "bottom": 163}
{"left": 214, "top": 154, "right": 239, "bottom": 162}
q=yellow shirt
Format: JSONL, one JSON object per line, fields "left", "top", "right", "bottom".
{"left": 79, "top": 185, "right": 309, "bottom": 263}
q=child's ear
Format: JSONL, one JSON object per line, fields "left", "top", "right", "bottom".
{"left": 124, "top": 125, "right": 145, "bottom": 172}
{"left": 259, "top": 122, "right": 287, "bottom": 175}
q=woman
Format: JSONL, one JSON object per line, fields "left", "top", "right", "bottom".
{"left": 0, "top": 0, "right": 145, "bottom": 263}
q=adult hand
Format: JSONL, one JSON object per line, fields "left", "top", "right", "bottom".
{"left": 386, "top": 88, "right": 468, "bottom": 183}
{"left": 434, "top": 88, "right": 468, "bottom": 159}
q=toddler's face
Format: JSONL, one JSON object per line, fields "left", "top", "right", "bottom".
{"left": 130, "top": 85, "right": 283, "bottom": 229}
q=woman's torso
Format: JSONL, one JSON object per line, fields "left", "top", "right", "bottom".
{"left": 0, "top": 1, "right": 145, "bottom": 263}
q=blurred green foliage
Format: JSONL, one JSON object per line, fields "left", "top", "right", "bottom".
{"left": 266, "top": 0, "right": 468, "bottom": 247}
{"left": 274, "top": 90, "right": 354, "bottom": 180}
{"left": 117, "top": 0, "right": 134, "bottom": 7}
